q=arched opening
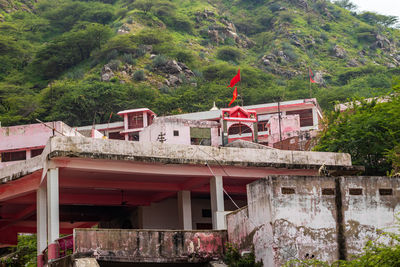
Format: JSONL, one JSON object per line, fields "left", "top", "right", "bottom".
{"left": 228, "top": 123, "right": 253, "bottom": 136}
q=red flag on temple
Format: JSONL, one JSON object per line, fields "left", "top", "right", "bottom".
{"left": 309, "top": 68, "right": 316, "bottom": 83}
{"left": 227, "top": 69, "right": 240, "bottom": 88}
{"left": 228, "top": 87, "right": 238, "bottom": 106}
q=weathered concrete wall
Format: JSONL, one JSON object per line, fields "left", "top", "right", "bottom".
{"left": 49, "top": 256, "right": 100, "bottom": 267}
{"left": 226, "top": 206, "right": 250, "bottom": 250}
{"left": 73, "top": 229, "right": 227, "bottom": 263}
{"left": 226, "top": 176, "right": 400, "bottom": 266}
{"left": 341, "top": 176, "right": 400, "bottom": 258}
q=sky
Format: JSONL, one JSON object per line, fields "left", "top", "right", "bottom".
{"left": 351, "top": 0, "right": 400, "bottom": 19}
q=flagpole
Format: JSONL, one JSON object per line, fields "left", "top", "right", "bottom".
{"left": 309, "top": 76, "right": 312, "bottom": 98}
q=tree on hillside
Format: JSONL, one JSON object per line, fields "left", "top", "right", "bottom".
{"left": 333, "top": 0, "right": 356, "bottom": 11}
{"left": 359, "top": 12, "right": 399, "bottom": 27}
{"left": 314, "top": 78, "right": 400, "bottom": 175}
{"left": 132, "top": 0, "right": 154, "bottom": 14}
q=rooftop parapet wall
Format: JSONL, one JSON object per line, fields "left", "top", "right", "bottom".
{"left": 73, "top": 229, "right": 227, "bottom": 263}
{"left": 48, "top": 136, "right": 352, "bottom": 167}
{"left": 0, "top": 136, "right": 357, "bottom": 184}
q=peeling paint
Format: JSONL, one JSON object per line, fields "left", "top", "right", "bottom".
{"left": 74, "top": 229, "right": 227, "bottom": 263}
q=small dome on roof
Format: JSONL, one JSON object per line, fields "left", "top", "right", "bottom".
{"left": 210, "top": 102, "right": 219, "bottom": 111}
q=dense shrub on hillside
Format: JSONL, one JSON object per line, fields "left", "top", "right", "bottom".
{"left": 133, "top": 70, "right": 145, "bottom": 81}
{"left": 37, "top": 0, "right": 115, "bottom": 32}
{"left": 32, "top": 23, "right": 112, "bottom": 78}
{"left": 101, "top": 35, "right": 138, "bottom": 55}
{"left": 216, "top": 47, "right": 242, "bottom": 63}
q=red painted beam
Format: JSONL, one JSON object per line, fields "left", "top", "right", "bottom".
{"left": 0, "top": 204, "right": 37, "bottom": 233}
{"left": 53, "top": 157, "right": 318, "bottom": 179}
{"left": 60, "top": 193, "right": 152, "bottom": 206}
{"left": 194, "top": 185, "right": 247, "bottom": 194}
{"left": 0, "top": 204, "right": 36, "bottom": 223}
{"left": 60, "top": 177, "right": 181, "bottom": 192}
{"left": 4, "top": 192, "right": 153, "bottom": 206}
{"left": 180, "top": 177, "right": 210, "bottom": 191}
{"left": 0, "top": 171, "right": 41, "bottom": 201}
{"left": 150, "top": 192, "right": 177, "bottom": 203}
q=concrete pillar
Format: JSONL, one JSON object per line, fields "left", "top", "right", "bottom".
{"left": 123, "top": 114, "right": 128, "bottom": 130}
{"left": 253, "top": 122, "right": 258, "bottom": 143}
{"left": 177, "top": 191, "right": 192, "bottom": 230}
{"left": 210, "top": 176, "right": 225, "bottom": 230}
{"left": 37, "top": 184, "right": 47, "bottom": 267}
{"left": 123, "top": 114, "right": 129, "bottom": 141}
{"left": 26, "top": 150, "right": 31, "bottom": 160}
{"left": 312, "top": 107, "right": 319, "bottom": 129}
{"left": 143, "top": 112, "right": 148, "bottom": 128}
{"left": 47, "top": 168, "right": 60, "bottom": 261}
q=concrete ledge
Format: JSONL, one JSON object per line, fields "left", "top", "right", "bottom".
{"left": 49, "top": 136, "right": 352, "bottom": 167}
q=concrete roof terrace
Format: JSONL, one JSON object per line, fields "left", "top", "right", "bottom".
{"left": 0, "top": 136, "right": 363, "bottom": 246}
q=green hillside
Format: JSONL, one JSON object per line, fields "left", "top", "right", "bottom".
{"left": 1, "top": 0, "right": 400, "bottom": 126}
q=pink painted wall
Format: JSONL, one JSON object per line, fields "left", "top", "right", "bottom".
{"left": 267, "top": 115, "right": 301, "bottom": 145}
{"left": 140, "top": 119, "right": 191, "bottom": 145}
{"left": 139, "top": 118, "right": 220, "bottom": 147}
{"left": 0, "top": 121, "right": 81, "bottom": 152}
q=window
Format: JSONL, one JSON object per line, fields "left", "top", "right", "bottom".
{"left": 257, "top": 121, "right": 268, "bottom": 132}
{"left": 379, "top": 188, "right": 393, "bottom": 196}
{"left": 286, "top": 109, "right": 313, "bottom": 127}
{"left": 228, "top": 123, "right": 252, "bottom": 135}
{"left": 108, "top": 132, "right": 124, "bottom": 140}
{"left": 322, "top": 188, "right": 335, "bottom": 195}
{"left": 31, "top": 149, "right": 44, "bottom": 158}
{"left": 1, "top": 151, "right": 26, "bottom": 162}
{"left": 281, "top": 187, "right": 295, "bottom": 194}
{"left": 173, "top": 130, "right": 179, "bottom": 136}
{"left": 349, "top": 188, "right": 363, "bottom": 195}
{"left": 127, "top": 114, "right": 143, "bottom": 129}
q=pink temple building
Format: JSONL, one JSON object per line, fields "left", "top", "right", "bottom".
{"left": 73, "top": 98, "right": 322, "bottom": 149}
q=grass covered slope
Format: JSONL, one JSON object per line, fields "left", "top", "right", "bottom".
{"left": 1, "top": 0, "right": 400, "bottom": 126}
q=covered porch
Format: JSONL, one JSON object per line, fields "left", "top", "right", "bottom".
{"left": 0, "top": 136, "right": 358, "bottom": 266}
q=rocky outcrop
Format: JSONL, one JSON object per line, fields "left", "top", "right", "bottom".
{"left": 0, "top": 0, "right": 34, "bottom": 13}
{"left": 372, "top": 34, "right": 391, "bottom": 50}
{"left": 347, "top": 59, "right": 360, "bottom": 67}
{"left": 195, "top": 9, "right": 255, "bottom": 48}
{"left": 260, "top": 53, "right": 301, "bottom": 78}
{"left": 332, "top": 45, "right": 347, "bottom": 59}
{"left": 154, "top": 60, "right": 195, "bottom": 87}
{"left": 117, "top": 24, "right": 130, "bottom": 35}
{"left": 101, "top": 65, "right": 115, "bottom": 82}
{"left": 195, "top": 9, "right": 215, "bottom": 23}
